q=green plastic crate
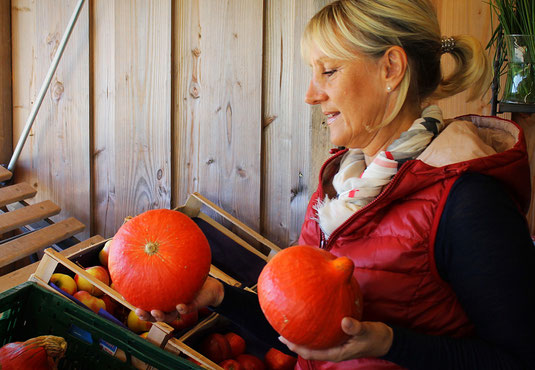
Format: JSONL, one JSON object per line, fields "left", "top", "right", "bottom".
{"left": 0, "top": 281, "right": 200, "bottom": 370}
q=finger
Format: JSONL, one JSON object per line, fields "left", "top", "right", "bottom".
{"left": 151, "top": 309, "right": 177, "bottom": 323}
{"left": 342, "top": 317, "right": 365, "bottom": 336}
{"left": 176, "top": 303, "right": 193, "bottom": 315}
{"left": 135, "top": 308, "right": 153, "bottom": 322}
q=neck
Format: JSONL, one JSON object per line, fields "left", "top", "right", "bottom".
{"left": 362, "top": 103, "right": 420, "bottom": 158}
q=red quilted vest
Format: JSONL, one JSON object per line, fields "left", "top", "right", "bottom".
{"left": 296, "top": 115, "right": 530, "bottom": 370}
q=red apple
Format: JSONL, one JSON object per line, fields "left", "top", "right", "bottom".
{"left": 200, "top": 333, "right": 232, "bottom": 364}
{"left": 50, "top": 273, "right": 77, "bottom": 295}
{"left": 220, "top": 359, "right": 242, "bottom": 370}
{"left": 224, "top": 332, "right": 246, "bottom": 358}
{"left": 74, "top": 291, "right": 106, "bottom": 313}
{"left": 169, "top": 310, "right": 199, "bottom": 331}
{"left": 74, "top": 265, "right": 110, "bottom": 297}
{"left": 100, "top": 294, "right": 119, "bottom": 316}
{"left": 99, "top": 240, "right": 112, "bottom": 267}
{"left": 264, "top": 348, "right": 297, "bottom": 370}
{"left": 236, "top": 354, "right": 265, "bottom": 370}
{"left": 127, "top": 310, "right": 153, "bottom": 333}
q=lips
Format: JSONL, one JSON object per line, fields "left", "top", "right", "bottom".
{"left": 325, "top": 112, "right": 340, "bottom": 125}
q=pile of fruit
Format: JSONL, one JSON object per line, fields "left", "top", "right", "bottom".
{"left": 49, "top": 209, "right": 212, "bottom": 337}
{"left": 193, "top": 331, "right": 297, "bottom": 370}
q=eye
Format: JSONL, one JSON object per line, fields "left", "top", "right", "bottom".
{"left": 322, "top": 69, "right": 337, "bottom": 77}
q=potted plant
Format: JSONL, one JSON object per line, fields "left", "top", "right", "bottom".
{"left": 487, "top": 0, "right": 535, "bottom": 105}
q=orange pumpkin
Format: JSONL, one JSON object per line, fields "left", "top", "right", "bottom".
{"left": 108, "top": 209, "right": 211, "bottom": 312}
{"left": 0, "top": 335, "right": 67, "bottom": 370}
{"left": 257, "top": 245, "right": 363, "bottom": 349}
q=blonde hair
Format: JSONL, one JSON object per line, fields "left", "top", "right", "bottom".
{"left": 301, "top": 0, "right": 492, "bottom": 127}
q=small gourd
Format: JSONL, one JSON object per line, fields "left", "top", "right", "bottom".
{"left": 258, "top": 245, "right": 363, "bottom": 349}
{"left": 0, "top": 335, "right": 67, "bottom": 370}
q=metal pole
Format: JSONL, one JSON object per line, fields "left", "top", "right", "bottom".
{"left": 7, "top": 0, "right": 86, "bottom": 172}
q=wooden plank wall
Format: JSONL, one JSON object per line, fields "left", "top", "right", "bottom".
{"left": 92, "top": 0, "right": 171, "bottom": 237}
{"left": 173, "top": 0, "right": 263, "bottom": 236}
{"left": 11, "top": 0, "right": 91, "bottom": 240}
{"left": 0, "top": 0, "right": 11, "bottom": 165}
{"left": 2, "top": 0, "right": 533, "bottom": 247}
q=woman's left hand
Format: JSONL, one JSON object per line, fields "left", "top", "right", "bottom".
{"left": 278, "top": 317, "right": 393, "bottom": 362}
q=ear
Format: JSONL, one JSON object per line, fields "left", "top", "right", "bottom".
{"left": 380, "top": 46, "right": 408, "bottom": 91}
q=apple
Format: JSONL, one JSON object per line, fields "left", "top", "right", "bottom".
{"left": 235, "top": 354, "right": 265, "bottom": 370}
{"left": 99, "top": 240, "right": 112, "bottom": 267}
{"left": 100, "top": 294, "right": 119, "bottom": 316}
{"left": 224, "top": 332, "right": 246, "bottom": 358}
{"left": 169, "top": 310, "right": 198, "bottom": 331}
{"left": 264, "top": 348, "right": 297, "bottom": 370}
{"left": 74, "top": 265, "right": 110, "bottom": 297}
{"left": 74, "top": 290, "right": 106, "bottom": 313}
{"left": 50, "top": 273, "right": 77, "bottom": 295}
{"left": 139, "top": 332, "right": 149, "bottom": 339}
{"left": 220, "top": 359, "right": 242, "bottom": 370}
{"left": 127, "top": 310, "right": 153, "bottom": 333}
{"left": 200, "top": 333, "right": 232, "bottom": 364}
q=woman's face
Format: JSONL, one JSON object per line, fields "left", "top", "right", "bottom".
{"left": 305, "top": 44, "right": 389, "bottom": 150}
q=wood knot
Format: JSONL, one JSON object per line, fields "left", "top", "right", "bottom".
{"left": 189, "top": 82, "right": 200, "bottom": 99}
{"left": 51, "top": 81, "right": 64, "bottom": 101}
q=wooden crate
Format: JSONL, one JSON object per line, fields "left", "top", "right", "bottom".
{"left": 29, "top": 192, "right": 282, "bottom": 369}
{"left": 0, "top": 165, "right": 85, "bottom": 274}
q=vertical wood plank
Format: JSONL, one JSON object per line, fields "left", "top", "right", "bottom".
{"left": 0, "top": 0, "right": 12, "bottom": 165}
{"left": 93, "top": 0, "right": 171, "bottom": 237}
{"left": 92, "top": 0, "right": 115, "bottom": 236}
{"left": 173, "top": 0, "right": 263, "bottom": 232}
{"left": 432, "top": 0, "right": 494, "bottom": 118}
{"left": 11, "top": 0, "right": 90, "bottom": 240}
{"left": 263, "top": 0, "right": 333, "bottom": 247}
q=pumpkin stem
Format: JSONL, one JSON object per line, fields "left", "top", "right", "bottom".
{"left": 331, "top": 257, "right": 355, "bottom": 282}
{"left": 144, "top": 241, "right": 160, "bottom": 255}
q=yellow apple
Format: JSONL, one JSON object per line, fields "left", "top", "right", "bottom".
{"left": 127, "top": 310, "right": 153, "bottom": 333}
{"left": 99, "top": 240, "right": 112, "bottom": 267}
{"left": 50, "top": 273, "right": 77, "bottom": 295}
{"left": 74, "top": 290, "right": 106, "bottom": 313}
{"left": 74, "top": 265, "right": 110, "bottom": 297}
{"left": 139, "top": 331, "right": 149, "bottom": 339}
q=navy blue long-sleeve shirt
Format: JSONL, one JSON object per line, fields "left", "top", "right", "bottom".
{"left": 214, "top": 173, "right": 535, "bottom": 369}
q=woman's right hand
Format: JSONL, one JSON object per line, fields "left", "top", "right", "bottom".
{"left": 135, "top": 276, "right": 225, "bottom": 323}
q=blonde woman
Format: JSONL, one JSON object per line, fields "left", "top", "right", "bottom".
{"left": 138, "top": 1, "right": 535, "bottom": 368}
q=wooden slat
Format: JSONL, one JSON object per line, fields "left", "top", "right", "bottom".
{"left": 0, "top": 166, "right": 11, "bottom": 182}
{"left": 0, "top": 217, "right": 85, "bottom": 268}
{"left": 92, "top": 0, "right": 171, "bottom": 238}
{"left": 0, "top": 200, "right": 60, "bottom": 234}
{"left": 0, "top": 0, "right": 12, "bottom": 166}
{"left": 0, "top": 182, "right": 36, "bottom": 207}
{"left": 262, "top": 0, "right": 332, "bottom": 248}
{"left": 0, "top": 235, "right": 105, "bottom": 292}
{"left": 173, "top": 0, "right": 263, "bottom": 234}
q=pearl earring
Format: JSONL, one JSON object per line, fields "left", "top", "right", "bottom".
{"left": 386, "top": 86, "right": 392, "bottom": 92}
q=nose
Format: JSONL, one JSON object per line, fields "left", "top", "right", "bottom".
{"left": 304, "top": 79, "right": 327, "bottom": 105}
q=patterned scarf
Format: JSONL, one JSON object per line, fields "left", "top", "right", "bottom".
{"left": 315, "top": 105, "right": 444, "bottom": 238}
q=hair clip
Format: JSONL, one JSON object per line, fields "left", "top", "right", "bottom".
{"left": 441, "top": 37, "right": 455, "bottom": 54}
